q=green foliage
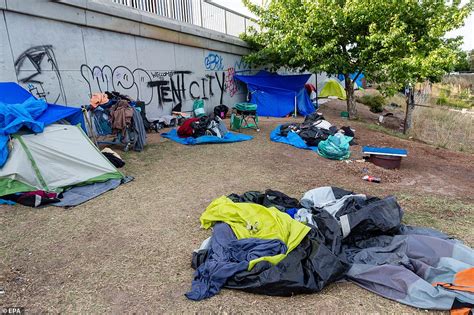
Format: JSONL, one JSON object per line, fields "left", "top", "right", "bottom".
{"left": 356, "top": 94, "right": 386, "bottom": 113}
{"left": 454, "top": 50, "right": 471, "bottom": 72}
{"left": 435, "top": 85, "right": 473, "bottom": 108}
{"left": 241, "top": 0, "right": 474, "bottom": 97}
{"left": 435, "top": 96, "right": 472, "bottom": 109}
{"left": 436, "top": 96, "right": 449, "bottom": 105}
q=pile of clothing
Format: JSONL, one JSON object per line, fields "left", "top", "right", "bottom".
{"left": 178, "top": 116, "right": 228, "bottom": 139}
{"left": 280, "top": 113, "right": 354, "bottom": 147}
{"left": 187, "top": 187, "right": 474, "bottom": 314}
{"left": 101, "top": 147, "right": 125, "bottom": 168}
{"left": 0, "top": 190, "right": 62, "bottom": 207}
{"left": 273, "top": 113, "right": 355, "bottom": 160}
{"left": 88, "top": 91, "right": 147, "bottom": 151}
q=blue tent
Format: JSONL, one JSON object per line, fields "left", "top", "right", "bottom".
{"left": 234, "top": 71, "right": 315, "bottom": 117}
{"left": 0, "top": 82, "right": 85, "bottom": 167}
{"left": 338, "top": 73, "right": 365, "bottom": 89}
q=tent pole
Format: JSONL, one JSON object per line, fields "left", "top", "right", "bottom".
{"left": 82, "top": 107, "right": 98, "bottom": 147}
{"left": 294, "top": 95, "right": 297, "bottom": 117}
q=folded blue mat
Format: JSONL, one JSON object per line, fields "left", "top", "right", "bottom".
{"left": 363, "top": 146, "right": 408, "bottom": 157}
{"left": 161, "top": 129, "right": 253, "bottom": 145}
{"left": 270, "top": 125, "right": 318, "bottom": 152}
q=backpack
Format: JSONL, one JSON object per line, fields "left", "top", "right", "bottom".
{"left": 213, "top": 105, "right": 229, "bottom": 119}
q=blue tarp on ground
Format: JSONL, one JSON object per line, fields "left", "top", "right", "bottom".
{"left": 161, "top": 129, "right": 253, "bottom": 145}
{"left": 270, "top": 125, "right": 319, "bottom": 152}
{"left": 52, "top": 179, "right": 122, "bottom": 207}
{"left": 234, "top": 71, "right": 315, "bottom": 118}
{"left": 0, "top": 82, "right": 86, "bottom": 167}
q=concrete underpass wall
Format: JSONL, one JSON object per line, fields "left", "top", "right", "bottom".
{"left": 0, "top": 0, "right": 251, "bottom": 119}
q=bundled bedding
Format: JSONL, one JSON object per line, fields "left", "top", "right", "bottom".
{"left": 162, "top": 116, "right": 253, "bottom": 145}
{"left": 187, "top": 187, "right": 474, "bottom": 314}
{"left": 271, "top": 113, "right": 355, "bottom": 160}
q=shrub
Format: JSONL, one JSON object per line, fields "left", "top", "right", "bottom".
{"left": 436, "top": 96, "right": 449, "bottom": 105}
{"left": 357, "top": 94, "right": 386, "bottom": 113}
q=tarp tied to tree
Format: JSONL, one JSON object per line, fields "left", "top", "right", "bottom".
{"left": 241, "top": 0, "right": 473, "bottom": 121}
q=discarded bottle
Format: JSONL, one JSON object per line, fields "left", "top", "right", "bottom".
{"left": 363, "top": 175, "right": 381, "bottom": 183}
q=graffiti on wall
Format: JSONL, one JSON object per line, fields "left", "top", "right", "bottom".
{"left": 81, "top": 64, "right": 229, "bottom": 107}
{"left": 12, "top": 45, "right": 250, "bottom": 115}
{"left": 147, "top": 71, "right": 227, "bottom": 104}
{"left": 224, "top": 67, "right": 238, "bottom": 97}
{"left": 14, "top": 45, "right": 67, "bottom": 104}
{"left": 204, "top": 52, "right": 224, "bottom": 71}
{"left": 80, "top": 65, "right": 153, "bottom": 105}
{"left": 204, "top": 54, "right": 250, "bottom": 98}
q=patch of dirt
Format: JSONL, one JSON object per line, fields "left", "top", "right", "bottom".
{"left": 340, "top": 160, "right": 403, "bottom": 183}
{"left": 0, "top": 100, "right": 472, "bottom": 313}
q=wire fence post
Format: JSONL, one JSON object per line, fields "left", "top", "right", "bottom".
{"left": 224, "top": 11, "right": 228, "bottom": 35}
{"left": 199, "top": 0, "right": 204, "bottom": 27}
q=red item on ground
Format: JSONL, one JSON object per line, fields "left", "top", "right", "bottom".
{"left": 177, "top": 118, "right": 200, "bottom": 138}
{"left": 363, "top": 175, "right": 381, "bottom": 183}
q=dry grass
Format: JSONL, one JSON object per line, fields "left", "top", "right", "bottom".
{"left": 411, "top": 106, "right": 474, "bottom": 152}
{"left": 1, "top": 114, "right": 473, "bottom": 313}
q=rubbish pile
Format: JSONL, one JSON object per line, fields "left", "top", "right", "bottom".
{"left": 187, "top": 187, "right": 474, "bottom": 313}
{"left": 271, "top": 113, "right": 355, "bottom": 160}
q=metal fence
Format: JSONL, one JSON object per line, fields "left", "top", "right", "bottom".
{"left": 111, "top": 0, "right": 255, "bottom": 37}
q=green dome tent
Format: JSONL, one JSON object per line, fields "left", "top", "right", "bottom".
{"left": 319, "top": 79, "right": 347, "bottom": 100}
{"left": 0, "top": 124, "right": 123, "bottom": 197}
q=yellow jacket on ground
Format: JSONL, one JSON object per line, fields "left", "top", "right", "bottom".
{"left": 200, "top": 196, "right": 311, "bottom": 270}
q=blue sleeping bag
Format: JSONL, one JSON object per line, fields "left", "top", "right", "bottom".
{"left": 161, "top": 129, "right": 253, "bottom": 145}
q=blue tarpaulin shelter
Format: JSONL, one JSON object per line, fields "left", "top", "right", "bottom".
{"left": 234, "top": 71, "right": 315, "bottom": 117}
{"left": 0, "top": 82, "right": 85, "bottom": 167}
{"left": 0, "top": 82, "right": 85, "bottom": 129}
{"left": 338, "top": 73, "right": 365, "bottom": 89}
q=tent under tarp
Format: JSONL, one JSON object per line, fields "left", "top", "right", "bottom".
{"left": 338, "top": 73, "right": 366, "bottom": 89}
{"left": 0, "top": 82, "right": 86, "bottom": 167}
{"left": 0, "top": 82, "right": 85, "bottom": 130}
{"left": 0, "top": 124, "right": 123, "bottom": 197}
{"left": 319, "top": 79, "right": 347, "bottom": 100}
{"left": 234, "top": 71, "right": 315, "bottom": 117}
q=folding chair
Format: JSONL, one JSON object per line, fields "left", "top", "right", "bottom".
{"left": 230, "top": 102, "right": 260, "bottom": 132}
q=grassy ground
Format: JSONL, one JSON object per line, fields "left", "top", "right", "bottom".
{"left": 1, "top": 109, "right": 473, "bottom": 313}
{"left": 411, "top": 106, "right": 474, "bottom": 153}
{"left": 355, "top": 88, "right": 474, "bottom": 153}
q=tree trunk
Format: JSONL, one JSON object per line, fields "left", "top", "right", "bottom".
{"left": 344, "top": 74, "right": 357, "bottom": 119}
{"left": 403, "top": 87, "right": 415, "bottom": 134}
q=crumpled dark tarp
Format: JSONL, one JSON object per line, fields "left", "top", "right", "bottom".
{"left": 189, "top": 186, "right": 474, "bottom": 312}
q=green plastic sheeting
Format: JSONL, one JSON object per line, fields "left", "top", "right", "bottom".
{"left": 318, "top": 134, "right": 353, "bottom": 160}
{"left": 319, "top": 79, "right": 347, "bottom": 100}
{"left": 200, "top": 196, "right": 311, "bottom": 270}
